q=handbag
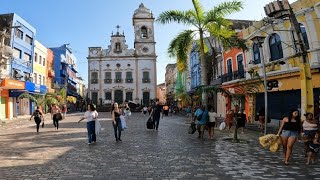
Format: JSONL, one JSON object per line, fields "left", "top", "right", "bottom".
{"left": 146, "top": 117, "right": 154, "bottom": 129}
{"left": 95, "top": 119, "right": 102, "bottom": 135}
{"left": 120, "top": 115, "right": 127, "bottom": 130}
{"left": 188, "top": 123, "right": 196, "bottom": 134}
{"left": 219, "top": 122, "right": 226, "bottom": 130}
{"left": 55, "top": 113, "right": 63, "bottom": 121}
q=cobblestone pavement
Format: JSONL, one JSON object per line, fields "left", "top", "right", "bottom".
{"left": 0, "top": 112, "right": 319, "bottom": 180}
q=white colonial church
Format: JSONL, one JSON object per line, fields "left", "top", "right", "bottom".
{"left": 87, "top": 3, "right": 157, "bottom": 106}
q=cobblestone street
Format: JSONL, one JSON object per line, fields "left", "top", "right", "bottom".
{"left": 0, "top": 112, "right": 319, "bottom": 180}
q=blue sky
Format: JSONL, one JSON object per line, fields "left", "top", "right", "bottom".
{"left": 0, "top": 0, "right": 295, "bottom": 85}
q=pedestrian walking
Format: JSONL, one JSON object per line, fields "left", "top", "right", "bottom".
{"left": 258, "top": 107, "right": 265, "bottom": 130}
{"left": 112, "top": 103, "right": 122, "bottom": 142}
{"left": 78, "top": 104, "right": 98, "bottom": 145}
{"left": 208, "top": 108, "right": 217, "bottom": 139}
{"left": 124, "top": 104, "right": 131, "bottom": 120}
{"left": 276, "top": 109, "right": 302, "bottom": 165}
{"left": 196, "top": 106, "right": 208, "bottom": 140}
{"left": 148, "top": 106, "right": 152, "bottom": 116}
{"left": 61, "top": 104, "right": 67, "bottom": 119}
{"left": 163, "top": 104, "right": 169, "bottom": 116}
{"left": 226, "top": 110, "right": 234, "bottom": 133}
{"left": 51, "top": 103, "right": 62, "bottom": 131}
{"left": 302, "top": 112, "right": 318, "bottom": 156}
{"left": 142, "top": 106, "right": 148, "bottom": 116}
{"left": 237, "top": 109, "right": 246, "bottom": 134}
{"left": 29, "top": 106, "right": 44, "bottom": 133}
{"left": 151, "top": 100, "right": 162, "bottom": 131}
{"left": 306, "top": 132, "right": 320, "bottom": 165}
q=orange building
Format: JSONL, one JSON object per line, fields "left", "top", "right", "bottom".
{"left": 46, "top": 49, "right": 55, "bottom": 93}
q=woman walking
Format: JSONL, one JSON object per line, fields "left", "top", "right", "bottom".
{"left": 51, "top": 103, "right": 62, "bottom": 131}
{"left": 78, "top": 104, "right": 98, "bottom": 145}
{"left": 276, "top": 109, "right": 302, "bottom": 165}
{"left": 302, "top": 112, "right": 319, "bottom": 156}
{"left": 208, "top": 108, "right": 217, "bottom": 139}
{"left": 112, "top": 103, "right": 122, "bottom": 142}
{"left": 30, "top": 106, "right": 44, "bottom": 133}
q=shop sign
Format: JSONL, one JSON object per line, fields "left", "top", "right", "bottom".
{"left": 25, "top": 82, "right": 47, "bottom": 94}
{"left": 0, "top": 79, "right": 25, "bottom": 89}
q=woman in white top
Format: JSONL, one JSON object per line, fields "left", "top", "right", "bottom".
{"left": 303, "top": 112, "right": 319, "bottom": 156}
{"left": 78, "top": 104, "right": 98, "bottom": 145}
{"left": 208, "top": 108, "right": 217, "bottom": 139}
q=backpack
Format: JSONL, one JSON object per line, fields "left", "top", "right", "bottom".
{"left": 34, "top": 110, "right": 41, "bottom": 120}
{"left": 146, "top": 117, "right": 154, "bottom": 129}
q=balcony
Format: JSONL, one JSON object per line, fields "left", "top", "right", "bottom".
{"left": 104, "top": 79, "right": 112, "bottom": 84}
{"left": 48, "top": 69, "right": 55, "bottom": 78}
{"left": 114, "top": 79, "right": 122, "bottom": 83}
{"left": 126, "top": 78, "right": 133, "bottom": 83}
{"left": 91, "top": 79, "right": 98, "bottom": 84}
{"left": 221, "top": 70, "right": 245, "bottom": 83}
{"left": 142, "top": 78, "right": 150, "bottom": 83}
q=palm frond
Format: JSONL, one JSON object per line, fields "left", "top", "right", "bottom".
{"left": 192, "top": 0, "right": 205, "bottom": 26}
{"left": 18, "top": 93, "right": 38, "bottom": 105}
{"left": 156, "top": 10, "right": 196, "bottom": 26}
{"left": 168, "top": 30, "right": 194, "bottom": 66}
{"left": 205, "top": 0, "right": 243, "bottom": 23}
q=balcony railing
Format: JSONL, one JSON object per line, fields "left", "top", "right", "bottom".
{"left": 221, "top": 70, "right": 245, "bottom": 83}
{"left": 104, "top": 79, "right": 112, "bottom": 84}
{"left": 114, "top": 79, "right": 122, "bottom": 83}
{"left": 126, "top": 78, "right": 133, "bottom": 83}
{"left": 91, "top": 79, "right": 98, "bottom": 84}
{"left": 142, "top": 78, "right": 150, "bottom": 83}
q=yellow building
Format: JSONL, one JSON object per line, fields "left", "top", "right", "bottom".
{"left": 219, "top": 0, "right": 320, "bottom": 121}
{"left": 33, "top": 40, "right": 47, "bottom": 86}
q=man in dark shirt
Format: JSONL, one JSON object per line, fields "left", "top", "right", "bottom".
{"left": 152, "top": 100, "right": 162, "bottom": 131}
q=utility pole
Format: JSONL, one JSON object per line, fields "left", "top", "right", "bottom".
{"left": 264, "top": 0, "right": 314, "bottom": 118}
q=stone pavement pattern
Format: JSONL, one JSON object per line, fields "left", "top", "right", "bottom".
{"left": 0, "top": 113, "right": 319, "bottom": 180}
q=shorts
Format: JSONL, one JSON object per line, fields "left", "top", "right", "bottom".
{"left": 207, "top": 122, "right": 216, "bottom": 128}
{"left": 197, "top": 124, "right": 206, "bottom": 132}
{"left": 281, "top": 130, "right": 299, "bottom": 138}
{"left": 304, "top": 130, "right": 317, "bottom": 138}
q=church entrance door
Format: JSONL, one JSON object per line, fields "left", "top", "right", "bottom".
{"left": 114, "top": 90, "right": 123, "bottom": 104}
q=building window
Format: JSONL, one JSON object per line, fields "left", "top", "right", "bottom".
{"left": 92, "top": 92, "right": 98, "bottom": 105}
{"left": 143, "top": 71, "right": 150, "bottom": 83}
{"left": 34, "top": 73, "right": 37, "bottom": 84}
{"left": 24, "top": 53, "right": 31, "bottom": 62}
{"left": 269, "top": 33, "right": 283, "bottom": 61}
{"left": 115, "top": 43, "right": 121, "bottom": 52}
{"left": 141, "top": 26, "right": 148, "bottom": 38}
{"left": 38, "top": 74, "right": 41, "bottom": 85}
{"left": 300, "top": 23, "right": 309, "bottom": 50}
{"left": 237, "top": 54, "right": 245, "bottom": 78}
{"left": 143, "top": 92, "right": 150, "bottom": 106}
{"left": 15, "top": 29, "right": 23, "bottom": 39}
{"left": 126, "top": 72, "right": 133, "bottom": 83}
{"left": 104, "top": 72, "right": 112, "bottom": 83}
{"left": 43, "top": 76, "right": 45, "bottom": 85}
{"left": 91, "top": 72, "right": 98, "bottom": 84}
{"left": 34, "top": 53, "right": 38, "bottom": 62}
{"left": 115, "top": 72, "right": 122, "bottom": 83}
{"left": 13, "top": 48, "right": 21, "bottom": 59}
{"left": 25, "top": 35, "right": 33, "bottom": 45}
{"left": 253, "top": 43, "right": 261, "bottom": 64}
{"left": 227, "top": 59, "right": 232, "bottom": 81}
{"left": 39, "top": 55, "right": 42, "bottom": 64}
{"left": 126, "top": 92, "right": 133, "bottom": 101}
{"left": 43, "top": 58, "right": 46, "bottom": 66}
{"left": 105, "top": 92, "right": 112, "bottom": 100}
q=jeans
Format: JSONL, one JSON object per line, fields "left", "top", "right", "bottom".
{"left": 113, "top": 118, "right": 122, "bottom": 140}
{"left": 87, "top": 121, "right": 96, "bottom": 143}
{"left": 153, "top": 115, "right": 160, "bottom": 130}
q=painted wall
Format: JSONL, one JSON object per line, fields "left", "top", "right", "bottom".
{"left": 33, "top": 40, "right": 47, "bottom": 85}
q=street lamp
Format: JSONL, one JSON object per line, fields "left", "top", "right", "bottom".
{"left": 250, "top": 35, "right": 268, "bottom": 135}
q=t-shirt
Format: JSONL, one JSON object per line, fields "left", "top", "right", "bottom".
{"left": 153, "top": 105, "right": 162, "bottom": 117}
{"left": 143, "top": 107, "right": 148, "bottom": 111}
{"left": 194, "top": 109, "right": 203, "bottom": 117}
{"left": 84, "top": 110, "right": 98, "bottom": 122}
{"left": 208, "top": 112, "right": 217, "bottom": 122}
{"left": 197, "top": 110, "right": 208, "bottom": 125}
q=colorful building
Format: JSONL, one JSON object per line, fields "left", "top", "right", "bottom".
{"left": 0, "top": 13, "right": 37, "bottom": 119}
{"left": 46, "top": 48, "right": 55, "bottom": 93}
{"left": 157, "top": 83, "right": 166, "bottom": 104}
{"left": 165, "top": 63, "right": 177, "bottom": 105}
{"left": 218, "top": 0, "right": 320, "bottom": 121}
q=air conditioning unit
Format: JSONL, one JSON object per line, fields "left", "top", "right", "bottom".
{"left": 29, "top": 73, "right": 34, "bottom": 78}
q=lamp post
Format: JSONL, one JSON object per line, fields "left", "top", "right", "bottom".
{"left": 251, "top": 35, "right": 268, "bottom": 135}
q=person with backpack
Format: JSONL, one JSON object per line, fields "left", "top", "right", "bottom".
{"left": 51, "top": 103, "right": 62, "bottom": 131}
{"left": 30, "top": 106, "right": 44, "bottom": 133}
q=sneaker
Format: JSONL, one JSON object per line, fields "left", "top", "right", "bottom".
{"left": 118, "top": 139, "right": 122, "bottom": 142}
{"left": 88, "top": 143, "right": 91, "bottom": 145}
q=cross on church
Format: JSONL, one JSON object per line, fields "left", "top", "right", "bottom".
{"left": 116, "top": 25, "right": 121, "bottom": 33}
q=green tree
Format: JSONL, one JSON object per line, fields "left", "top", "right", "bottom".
{"left": 157, "top": 0, "right": 244, "bottom": 105}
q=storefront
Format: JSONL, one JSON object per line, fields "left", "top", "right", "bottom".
{"left": 25, "top": 82, "right": 47, "bottom": 114}
{"left": 0, "top": 79, "right": 25, "bottom": 119}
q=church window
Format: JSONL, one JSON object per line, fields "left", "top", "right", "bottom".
{"left": 141, "top": 27, "right": 148, "bottom": 38}
{"left": 116, "top": 63, "right": 121, "bottom": 68}
{"left": 115, "top": 42, "right": 121, "bottom": 52}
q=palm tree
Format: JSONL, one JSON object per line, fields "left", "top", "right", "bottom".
{"left": 157, "top": 0, "right": 244, "bottom": 106}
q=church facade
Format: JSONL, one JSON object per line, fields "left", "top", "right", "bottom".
{"left": 87, "top": 4, "right": 157, "bottom": 106}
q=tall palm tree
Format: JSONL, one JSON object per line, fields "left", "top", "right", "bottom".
{"left": 157, "top": 0, "right": 243, "bottom": 105}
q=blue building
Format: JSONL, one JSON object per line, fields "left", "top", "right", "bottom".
{"left": 189, "top": 42, "right": 201, "bottom": 91}
{"left": 50, "top": 44, "right": 78, "bottom": 98}
{"left": 0, "top": 13, "right": 47, "bottom": 119}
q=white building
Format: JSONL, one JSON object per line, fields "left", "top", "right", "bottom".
{"left": 87, "top": 3, "right": 157, "bottom": 106}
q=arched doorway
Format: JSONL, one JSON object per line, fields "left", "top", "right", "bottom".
{"left": 114, "top": 90, "right": 123, "bottom": 104}
{"left": 143, "top": 92, "right": 150, "bottom": 106}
